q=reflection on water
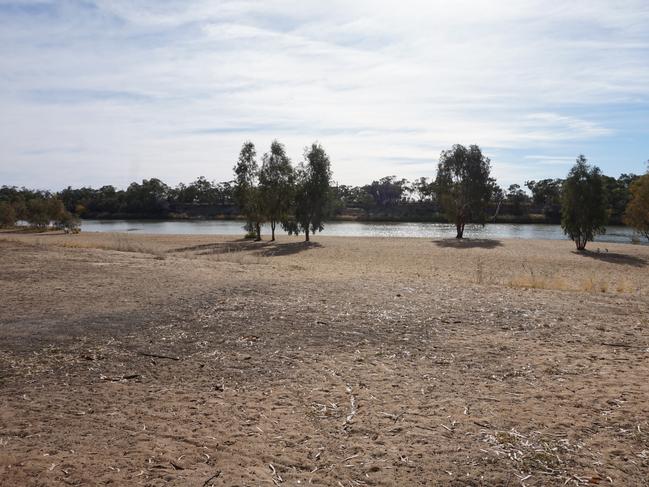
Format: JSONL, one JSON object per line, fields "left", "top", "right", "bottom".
{"left": 80, "top": 219, "right": 643, "bottom": 245}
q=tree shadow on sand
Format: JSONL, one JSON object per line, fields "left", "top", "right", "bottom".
{"left": 172, "top": 239, "right": 265, "bottom": 254}
{"left": 433, "top": 238, "right": 503, "bottom": 249}
{"left": 574, "top": 249, "right": 647, "bottom": 268}
{"left": 258, "top": 241, "right": 322, "bottom": 257}
{"left": 171, "top": 239, "right": 321, "bottom": 257}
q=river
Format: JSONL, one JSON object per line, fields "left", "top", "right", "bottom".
{"left": 79, "top": 220, "right": 644, "bottom": 245}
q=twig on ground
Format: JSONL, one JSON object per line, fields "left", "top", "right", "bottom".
{"left": 138, "top": 351, "right": 180, "bottom": 361}
{"left": 202, "top": 470, "right": 222, "bottom": 486}
{"left": 269, "top": 463, "right": 283, "bottom": 484}
{"left": 100, "top": 374, "right": 141, "bottom": 381}
{"left": 343, "top": 385, "right": 357, "bottom": 428}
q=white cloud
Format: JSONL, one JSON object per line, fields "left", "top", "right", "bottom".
{"left": 0, "top": 0, "right": 648, "bottom": 188}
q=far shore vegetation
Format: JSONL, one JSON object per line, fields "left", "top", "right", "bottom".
{"left": 1, "top": 142, "right": 648, "bottom": 248}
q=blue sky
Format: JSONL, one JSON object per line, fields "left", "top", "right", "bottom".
{"left": 1, "top": 0, "right": 648, "bottom": 190}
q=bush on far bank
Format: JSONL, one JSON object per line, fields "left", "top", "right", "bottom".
{"left": 0, "top": 190, "right": 79, "bottom": 232}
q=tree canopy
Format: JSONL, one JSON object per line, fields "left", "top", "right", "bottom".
{"left": 259, "top": 141, "right": 295, "bottom": 241}
{"left": 624, "top": 169, "right": 649, "bottom": 241}
{"left": 285, "top": 143, "right": 332, "bottom": 242}
{"left": 435, "top": 144, "right": 493, "bottom": 238}
{"left": 560, "top": 155, "right": 608, "bottom": 250}
{"left": 233, "top": 141, "right": 264, "bottom": 240}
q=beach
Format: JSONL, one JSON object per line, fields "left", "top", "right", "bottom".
{"left": 1, "top": 232, "right": 648, "bottom": 485}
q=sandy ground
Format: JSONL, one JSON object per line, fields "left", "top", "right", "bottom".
{"left": 1, "top": 231, "right": 648, "bottom": 486}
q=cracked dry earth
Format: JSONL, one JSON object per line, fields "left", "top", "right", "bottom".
{"left": 1, "top": 233, "right": 649, "bottom": 486}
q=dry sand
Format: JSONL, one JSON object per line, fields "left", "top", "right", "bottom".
{"left": 1, "top": 231, "right": 648, "bottom": 486}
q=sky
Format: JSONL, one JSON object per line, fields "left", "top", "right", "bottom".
{"left": 1, "top": 0, "right": 648, "bottom": 191}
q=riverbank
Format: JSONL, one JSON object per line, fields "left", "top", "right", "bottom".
{"left": 1, "top": 233, "right": 648, "bottom": 485}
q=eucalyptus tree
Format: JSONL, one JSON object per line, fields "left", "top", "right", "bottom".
{"left": 285, "top": 143, "right": 332, "bottom": 242}
{"left": 561, "top": 155, "right": 608, "bottom": 251}
{"left": 435, "top": 144, "right": 493, "bottom": 238}
{"left": 259, "top": 140, "right": 295, "bottom": 241}
{"left": 624, "top": 167, "right": 649, "bottom": 241}
{"left": 233, "top": 141, "right": 264, "bottom": 240}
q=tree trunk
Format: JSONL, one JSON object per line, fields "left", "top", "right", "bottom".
{"left": 255, "top": 222, "right": 261, "bottom": 241}
{"left": 576, "top": 235, "right": 587, "bottom": 251}
{"left": 455, "top": 220, "right": 465, "bottom": 239}
{"left": 271, "top": 221, "right": 276, "bottom": 241}
{"left": 305, "top": 227, "right": 310, "bottom": 242}
{"left": 493, "top": 199, "right": 503, "bottom": 223}
{"left": 455, "top": 212, "right": 465, "bottom": 239}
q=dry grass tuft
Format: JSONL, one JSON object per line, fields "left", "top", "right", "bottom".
{"left": 475, "top": 257, "right": 485, "bottom": 284}
{"left": 615, "top": 280, "right": 636, "bottom": 293}
{"left": 508, "top": 262, "right": 569, "bottom": 291}
{"left": 508, "top": 263, "right": 635, "bottom": 294}
{"left": 581, "top": 277, "right": 608, "bottom": 293}
{"left": 509, "top": 273, "right": 570, "bottom": 291}
{"left": 15, "top": 234, "right": 167, "bottom": 259}
{"left": 59, "top": 234, "right": 146, "bottom": 252}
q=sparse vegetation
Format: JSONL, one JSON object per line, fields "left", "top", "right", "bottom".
{"left": 1, "top": 233, "right": 648, "bottom": 486}
{"left": 508, "top": 262, "right": 635, "bottom": 293}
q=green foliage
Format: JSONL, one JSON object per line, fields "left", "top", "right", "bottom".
{"left": 525, "top": 179, "right": 563, "bottom": 206}
{"left": 25, "top": 198, "right": 52, "bottom": 228}
{"left": 284, "top": 143, "right": 332, "bottom": 241}
{"left": 21, "top": 197, "right": 66, "bottom": 228}
{"left": 525, "top": 178, "right": 563, "bottom": 222}
{"left": 233, "top": 141, "right": 264, "bottom": 239}
{"left": 561, "top": 155, "right": 608, "bottom": 250}
{"left": 505, "top": 184, "right": 531, "bottom": 215}
{"left": 332, "top": 184, "right": 378, "bottom": 208}
{"left": 363, "top": 176, "right": 410, "bottom": 206}
{"left": 624, "top": 171, "right": 649, "bottom": 241}
{"left": 58, "top": 179, "right": 234, "bottom": 218}
{"left": 171, "top": 177, "right": 233, "bottom": 205}
{"left": 435, "top": 144, "right": 493, "bottom": 238}
{"left": 0, "top": 201, "right": 17, "bottom": 227}
{"left": 124, "top": 179, "right": 170, "bottom": 215}
{"left": 602, "top": 173, "right": 639, "bottom": 223}
{"left": 412, "top": 177, "right": 436, "bottom": 202}
{"left": 259, "top": 140, "right": 295, "bottom": 240}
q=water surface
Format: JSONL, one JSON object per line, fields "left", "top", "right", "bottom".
{"left": 80, "top": 219, "right": 643, "bottom": 245}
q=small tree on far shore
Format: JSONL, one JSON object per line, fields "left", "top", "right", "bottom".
{"left": 284, "top": 143, "right": 332, "bottom": 242}
{"left": 624, "top": 167, "right": 649, "bottom": 241}
{"left": 435, "top": 144, "right": 493, "bottom": 238}
{"left": 260, "top": 140, "right": 295, "bottom": 241}
{"left": 0, "top": 201, "right": 17, "bottom": 228}
{"left": 233, "top": 141, "right": 264, "bottom": 240}
{"left": 561, "top": 155, "right": 608, "bottom": 251}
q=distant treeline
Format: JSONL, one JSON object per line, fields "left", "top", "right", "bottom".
{"left": 0, "top": 172, "right": 640, "bottom": 226}
{"left": 0, "top": 186, "right": 79, "bottom": 231}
